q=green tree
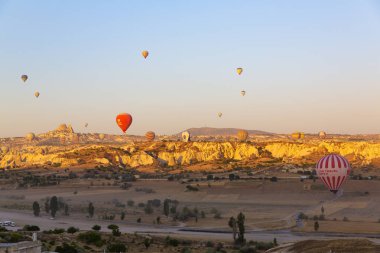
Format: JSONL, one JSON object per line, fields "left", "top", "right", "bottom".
{"left": 237, "top": 212, "right": 246, "bottom": 244}
{"left": 314, "top": 221, "right": 319, "bottom": 231}
{"left": 32, "top": 201, "right": 40, "bottom": 217}
{"left": 120, "top": 211, "right": 125, "bottom": 220}
{"left": 156, "top": 216, "right": 161, "bottom": 224}
{"left": 88, "top": 202, "right": 94, "bottom": 218}
{"left": 228, "top": 217, "right": 237, "bottom": 242}
{"left": 163, "top": 199, "right": 170, "bottom": 217}
{"left": 144, "top": 203, "right": 153, "bottom": 214}
{"left": 50, "top": 196, "right": 58, "bottom": 218}
{"left": 321, "top": 206, "right": 325, "bottom": 215}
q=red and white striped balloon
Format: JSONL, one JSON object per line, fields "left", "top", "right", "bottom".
{"left": 316, "top": 154, "right": 351, "bottom": 193}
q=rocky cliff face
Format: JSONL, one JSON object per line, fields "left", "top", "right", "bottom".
{"left": 1, "top": 139, "right": 380, "bottom": 170}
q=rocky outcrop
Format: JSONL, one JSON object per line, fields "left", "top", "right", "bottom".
{"left": 2, "top": 139, "right": 380, "bottom": 170}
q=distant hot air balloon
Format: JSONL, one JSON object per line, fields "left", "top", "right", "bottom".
{"left": 182, "top": 131, "right": 190, "bottom": 142}
{"left": 236, "top": 68, "right": 243, "bottom": 75}
{"left": 237, "top": 130, "right": 248, "bottom": 141}
{"left": 142, "top": 50, "right": 149, "bottom": 59}
{"left": 291, "top": 132, "right": 305, "bottom": 139}
{"left": 300, "top": 132, "right": 305, "bottom": 139}
{"left": 240, "top": 90, "right": 246, "bottom": 96}
{"left": 319, "top": 131, "right": 327, "bottom": 138}
{"left": 34, "top": 92, "right": 40, "bottom": 98}
{"left": 85, "top": 123, "right": 88, "bottom": 128}
{"left": 145, "top": 131, "right": 155, "bottom": 141}
{"left": 26, "top": 133, "right": 35, "bottom": 141}
{"left": 218, "top": 112, "right": 223, "bottom": 118}
{"left": 21, "top": 75, "right": 28, "bottom": 82}
{"left": 316, "top": 154, "right": 351, "bottom": 193}
{"left": 99, "top": 133, "right": 105, "bottom": 140}
{"left": 116, "top": 113, "right": 133, "bottom": 133}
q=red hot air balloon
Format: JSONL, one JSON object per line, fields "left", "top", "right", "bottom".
{"left": 116, "top": 113, "right": 133, "bottom": 133}
{"left": 316, "top": 154, "right": 351, "bottom": 193}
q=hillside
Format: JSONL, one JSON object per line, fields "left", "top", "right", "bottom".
{"left": 181, "top": 127, "right": 273, "bottom": 136}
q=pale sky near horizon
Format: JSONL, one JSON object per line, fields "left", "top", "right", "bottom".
{"left": 0, "top": 0, "right": 380, "bottom": 137}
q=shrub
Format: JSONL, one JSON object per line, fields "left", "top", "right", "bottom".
{"left": 92, "top": 225, "right": 101, "bottom": 231}
{"left": 55, "top": 243, "right": 78, "bottom": 253}
{"left": 67, "top": 227, "right": 79, "bottom": 234}
{"left": 343, "top": 216, "right": 349, "bottom": 222}
{"left": 107, "top": 224, "right": 119, "bottom": 230}
{"left": 112, "top": 229, "right": 121, "bottom": 237}
{"left": 22, "top": 225, "right": 40, "bottom": 231}
{"left": 165, "top": 236, "right": 179, "bottom": 247}
{"left": 78, "top": 231, "right": 102, "bottom": 245}
{"left": 107, "top": 243, "right": 127, "bottom": 252}
{"left": 206, "top": 241, "right": 215, "bottom": 247}
{"left": 127, "top": 200, "right": 134, "bottom": 207}
{"left": 186, "top": 185, "right": 199, "bottom": 192}
{"left": 137, "top": 217, "right": 141, "bottom": 223}
{"left": 270, "top": 177, "right": 278, "bottom": 182}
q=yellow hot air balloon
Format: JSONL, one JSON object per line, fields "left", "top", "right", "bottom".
{"left": 182, "top": 131, "right": 190, "bottom": 142}
{"left": 300, "top": 132, "right": 305, "bottom": 139}
{"left": 21, "top": 75, "right": 28, "bottom": 82}
{"left": 237, "top": 130, "right": 248, "bottom": 141}
{"left": 237, "top": 68, "right": 243, "bottom": 75}
{"left": 240, "top": 90, "right": 246, "bottom": 96}
{"left": 319, "top": 131, "right": 326, "bottom": 138}
{"left": 142, "top": 50, "right": 149, "bottom": 59}
{"left": 34, "top": 91, "right": 40, "bottom": 98}
{"left": 1, "top": 146, "right": 9, "bottom": 153}
{"left": 145, "top": 131, "right": 155, "bottom": 141}
{"left": 99, "top": 133, "right": 105, "bottom": 140}
{"left": 218, "top": 112, "right": 223, "bottom": 118}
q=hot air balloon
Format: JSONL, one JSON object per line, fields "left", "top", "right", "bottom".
{"left": 116, "top": 113, "right": 133, "bottom": 133}
{"left": 182, "top": 131, "right": 190, "bottom": 142}
{"left": 237, "top": 130, "right": 248, "bottom": 141}
{"left": 300, "top": 132, "right": 305, "bottom": 139}
{"left": 26, "top": 133, "right": 35, "bottom": 141}
{"left": 218, "top": 112, "right": 223, "bottom": 118}
{"left": 85, "top": 123, "right": 88, "bottom": 128}
{"left": 142, "top": 50, "right": 149, "bottom": 59}
{"left": 34, "top": 92, "right": 40, "bottom": 98}
{"left": 240, "top": 90, "right": 246, "bottom": 96}
{"left": 99, "top": 133, "right": 105, "bottom": 140}
{"left": 21, "top": 75, "right": 28, "bottom": 82}
{"left": 316, "top": 154, "right": 351, "bottom": 193}
{"left": 319, "top": 131, "right": 326, "bottom": 138}
{"left": 145, "top": 131, "right": 155, "bottom": 141}
{"left": 237, "top": 68, "right": 243, "bottom": 75}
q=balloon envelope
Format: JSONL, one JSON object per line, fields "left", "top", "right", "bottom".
{"left": 21, "top": 75, "right": 28, "bottom": 82}
{"left": 218, "top": 112, "right": 222, "bottom": 118}
{"left": 116, "top": 113, "right": 133, "bottom": 133}
{"left": 182, "top": 131, "right": 190, "bottom": 142}
{"left": 319, "top": 131, "right": 326, "bottom": 138}
{"left": 34, "top": 92, "right": 40, "bottom": 98}
{"left": 240, "top": 90, "right": 246, "bottom": 96}
{"left": 237, "top": 68, "right": 243, "bottom": 75}
{"left": 26, "top": 133, "right": 35, "bottom": 141}
{"left": 99, "top": 134, "right": 105, "bottom": 140}
{"left": 142, "top": 50, "right": 149, "bottom": 59}
{"left": 316, "top": 154, "right": 351, "bottom": 193}
{"left": 85, "top": 123, "right": 88, "bottom": 128}
{"left": 145, "top": 131, "right": 155, "bottom": 141}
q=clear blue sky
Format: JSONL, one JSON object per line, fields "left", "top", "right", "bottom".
{"left": 0, "top": 0, "right": 379, "bottom": 137}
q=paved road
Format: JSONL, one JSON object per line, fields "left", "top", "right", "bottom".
{"left": 1, "top": 209, "right": 379, "bottom": 244}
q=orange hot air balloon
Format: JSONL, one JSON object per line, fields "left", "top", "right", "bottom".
{"left": 145, "top": 131, "right": 155, "bottom": 141}
{"left": 116, "top": 113, "right": 133, "bottom": 133}
{"left": 142, "top": 50, "right": 149, "bottom": 59}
